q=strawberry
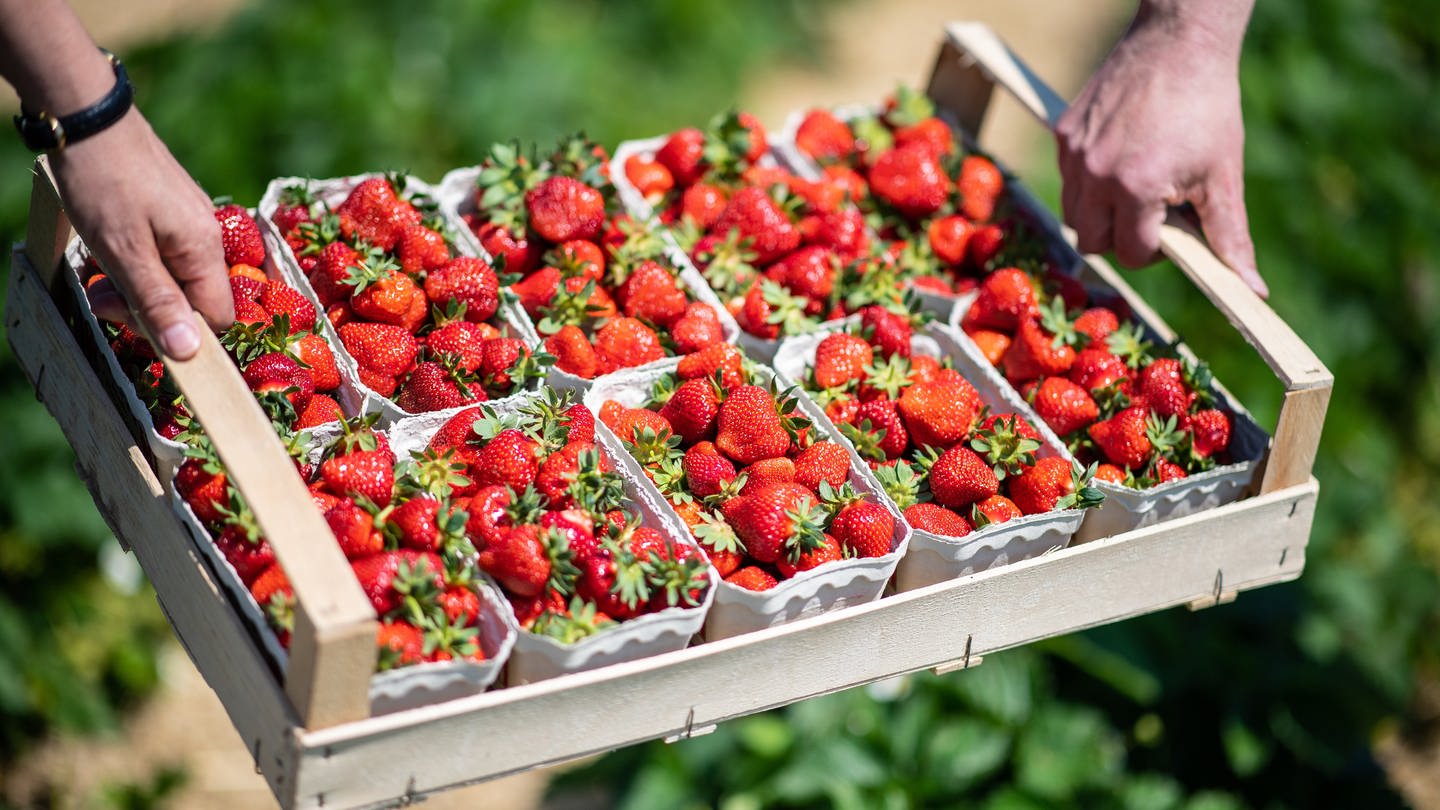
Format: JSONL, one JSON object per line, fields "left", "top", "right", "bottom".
{"left": 1030, "top": 377, "right": 1100, "bottom": 436}
{"left": 358, "top": 368, "right": 399, "bottom": 398}
{"left": 213, "top": 500, "right": 275, "bottom": 585}
{"left": 292, "top": 333, "right": 340, "bottom": 391}
{"left": 728, "top": 483, "right": 827, "bottom": 565}
{"left": 320, "top": 421, "right": 396, "bottom": 506}
{"left": 1088, "top": 406, "right": 1155, "bottom": 469}
{"left": 463, "top": 485, "right": 516, "bottom": 548}
{"left": 774, "top": 533, "right": 844, "bottom": 579}
{"left": 324, "top": 498, "right": 384, "bottom": 559}
{"left": 897, "top": 377, "right": 983, "bottom": 450}
{"left": 296, "top": 394, "right": 343, "bottom": 429}
{"left": 732, "top": 111, "right": 769, "bottom": 164}
{"left": 967, "top": 223, "right": 1005, "bottom": 270}
{"left": 1137, "top": 358, "right": 1194, "bottom": 418}
{"left": 339, "top": 322, "right": 420, "bottom": 377}
{"left": 257, "top": 282, "right": 316, "bottom": 333}
{"left": 655, "top": 127, "right": 707, "bottom": 187}
{"left": 349, "top": 255, "right": 426, "bottom": 331}
{"left": 868, "top": 144, "right": 950, "bottom": 220}
{"left": 739, "top": 457, "right": 797, "bottom": 494}
{"left": 956, "top": 155, "right": 1004, "bottom": 222}
{"left": 724, "top": 565, "right": 778, "bottom": 591}
{"left": 679, "top": 183, "right": 728, "bottom": 229}
{"left": 800, "top": 207, "right": 869, "bottom": 259}
{"left": 396, "top": 223, "right": 452, "bottom": 276}
{"left": 683, "top": 441, "right": 738, "bottom": 498}
{"left": 336, "top": 176, "right": 420, "bottom": 252}
{"left": 478, "top": 525, "right": 551, "bottom": 598}
{"left": 230, "top": 274, "right": 264, "bottom": 305}
{"left": 658, "top": 377, "right": 721, "bottom": 446}
{"left": 1074, "top": 307, "right": 1120, "bottom": 344}
{"left": 352, "top": 550, "right": 443, "bottom": 616}
{"left": 243, "top": 352, "right": 314, "bottom": 414}
{"left": 795, "top": 108, "right": 856, "bottom": 163}
{"left": 624, "top": 154, "right": 674, "bottom": 204}
{"left": 966, "top": 267, "right": 1039, "bottom": 332}
{"left": 214, "top": 204, "right": 266, "bottom": 268}
{"left": 676, "top": 343, "right": 745, "bottom": 390}
{"left": 968, "top": 329, "right": 1011, "bottom": 366}
{"left": 619, "top": 260, "right": 688, "bottom": 328}
{"left": 972, "top": 494, "right": 1022, "bottom": 526}
{"left": 711, "top": 187, "right": 800, "bottom": 266}
{"left": 308, "top": 242, "right": 362, "bottom": 307}
{"left": 472, "top": 428, "right": 543, "bottom": 491}
{"left": 390, "top": 495, "right": 467, "bottom": 553}
{"left": 920, "top": 445, "right": 999, "bottom": 508}
{"left": 563, "top": 402, "right": 596, "bottom": 445}
{"left": 175, "top": 453, "right": 228, "bottom": 524}
{"left": 397, "top": 360, "right": 484, "bottom": 413}
{"left": 1002, "top": 307, "right": 1080, "bottom": 384}
{"left": 1189, "top": 409, "right": 1232, "bottom": 458}
{"left": 848, "top": 398, "right": 910, "bottom": 461}
{"left": 770, "top": 246, "right": 837, "bottom": 308}
{"left": 476, "top": 222, "right": 541, "bottom": 277}
{"left": 928, "top": 215, "right": 975, "bottom": 266}
{"left": 792, "top": 440, "right": 850, "bottom": 493}
{"left": 545, "top": 324, "right": 600, "bottom": 379}
{"left": 1094, "top": 463, "right": 1127, "bottom": 484}
{"left": 715, "top": 385, "right": 794, "bottom": 466}
{"left": 603, "top": 405, "right": 673, "bottom": 447}
{"left": 477, "top": 337, "right": 535, "bottom": 391}
{"left": 1010, "top": 458, "right": 1104, "bottom": 515}
{"left": 593, "top": 317, "right": 665, "bottom": 371}
{"left": 424, "top": 257, "right": 500, "bottom": 323}
{"left": 525, "top": 176, "right": 605, "bottom": 243}
{"left": 858, "top": 305, "right": 912, "bottom": 359}
{"left": 1069, "top": 348, "right": 1129, "bottom": 394}
{"left": 671, "top": 302, "right": 726, "bottom": 355}
{"left": 1155, "top": 459, "right": 1188, "bottom": 483}
{"left": 425, "top": 321, "right": 492, "bottom": 373}
{"left": 812, "top": 332, "right": 873, "bottom": 390}
{"left": 904, "top": 502, "right": 972, "bottom": 537}
{"left": 894, "top": 117, "right": 954, "bottom": 158}
{"left": 829, "top": 498, "right": 893, "bottom": 559}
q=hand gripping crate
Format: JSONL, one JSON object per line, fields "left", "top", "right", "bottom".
{"left": 3, "top": 22, "right": 1330, "bottom": 810}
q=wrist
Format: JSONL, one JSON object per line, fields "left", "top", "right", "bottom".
{"left": 1132, "top": 0, "right": 1254, "bottom": 62}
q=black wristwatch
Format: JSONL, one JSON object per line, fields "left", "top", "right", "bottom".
{"left": 13, "top": 49, "right": 134, "bottom": 153}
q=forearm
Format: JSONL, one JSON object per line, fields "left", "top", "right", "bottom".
{"left": 1132, "top": 0, "right": 1255, "bottom": 62}
{"left": 0, "top": 0, "right": 115, "bottom": 113}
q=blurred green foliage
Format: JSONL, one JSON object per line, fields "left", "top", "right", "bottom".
{"left": 0, "top": 0, "right": 1435, "bottom": 806}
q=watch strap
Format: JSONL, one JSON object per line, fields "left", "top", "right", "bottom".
{"left": 13, "top": 51, "right": 134, "bottom": 153}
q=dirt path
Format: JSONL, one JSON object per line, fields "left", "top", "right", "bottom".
{"left": 4, "top": 3, "right": 1128, "bottom": 808}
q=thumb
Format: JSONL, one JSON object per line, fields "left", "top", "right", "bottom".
{"left": 1195, "top": 170, "right": 1267, "bottom": 299}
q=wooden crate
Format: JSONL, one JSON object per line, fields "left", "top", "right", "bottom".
{"left": 4, "top": 22, "right": 1330, "bottom": 810}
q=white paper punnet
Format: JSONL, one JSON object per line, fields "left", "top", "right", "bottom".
{"left": 385, "top": 391, "right": 717, "bottom": 685}
{"left": 774, "top": 318, "right": 1083, "bottom": 592}
{"left": 258, "top": 173, "right": 542, "bottom": 426}
{"left": 585, "top": 358, "right": 911, "bottom": 641}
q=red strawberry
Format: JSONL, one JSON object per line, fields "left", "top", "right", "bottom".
{"left": 859, "top": 305, "right": 912, "bottom": 359}
{"left": 728, "top": 483, "right": 826, "bottom": 565}
{"left": 850, "top": 398, "right": 910, "bottom": 460}
{"left": 472, "top": 429, "right": 542, "bottom": 491}
{"left": 967, "top": 223, "right": 1005, "bottom": 270}
{"left": 800, "top": 207, "right": 869, "bottom": 259}
{"left": 425, "top": 321, "right": 492, "bottom": 373}
{"left": 1002, "top": 315, "right": 1079, "bottom": 384}
{"left": 603, "top": 405, "right": 673, "bottom": 447}
{"left": 679, "top": 183, "right": 728, "bottom": 229}
{"left": 545, "top": 324, "right": 600, "bottom": 379}
{"left": 904, "top": 502, "right": 972, "bottom": 537}
{"left": 1189, "top": 409, "right": 1231, "bottom": 458}
{"left": 352, "top": 550, "right": 443, "bottom": 615}
{"left": 739, "top": 457, "right": 797, "bottom": 494}
{"left": 1088, "top": 406, "right": 1155, "bottom": 469}
{"left": 320, "top": 425, "right": 396, "bottom": 506}
{"left": 710, "top": 187, "right": 800, "bottom": 266}
{"left": 324, "top": 498, "right": 384, "bottom": 559}
{"left": 1094, "top": 463, "right": 1127, "bottom": 484}
{"left": 1074, "top": 307, "right": 1120, "bottom": 344}
{"left": 349, "top": 257, "right": 426, "bottom": 331}
{"left": 534, "top": 442, "right": 594, "bottom": 509}
{"left": 923, "top": 445, "right": 999, "bottom": 508}
{"left": 1069, "top": 348, "right": 1129, "bottom": 393}
{"left": 257, "top": 282, "right": 316, "bottom": 333}
{"left": 894, "top": 117, "right": 954, "bottom": 158}
{"left": 715, "top": 385, "right": 793, "bottom": 466}
{"left": 792, "top": 440, "right": 850, "bottom": 493}
{"left": 396, "top": 224, "right": 452, "bottom": 276}
{"left": 868, "top": 144, "right": 950, "bottom": 220}
{"left": 376, "top": 621, "right": 425, "bottom": 669}
{"left": 214, "top": 205, "right": 266, "bottom": 268}
{"left": 357, "top": 367, "right": 399, "bottom": 398}
{"left": 683, "top": 441, "right": 737, "bottom": 498}
{"left": 243, "top": 352, "right": 314, "bottom": 414}
{"left": 593, "top": 317, "right": 665, "bottom": 371}
{"left": 175, "top": 455, "right": 228, "bottom": 524}
{"left": 972, "top": 494, "right": 1022, "bottom": 526}
{"left": 478, "top": 525, "right": 550, "bottom": 598}
{"left": 564, "top": 403, "right": 596, "bottom": 445}
{"left": 897, "top": 377, "right": 983, "bottom": 450}
{"left": 829, "top": 499, "right": 893, "bottom": 558}
{"left": 658, "top": 377, "right": 721, "bottom": 446}
{"left": 1009, "top": 458, "right": 1094, "bottom": 515}
{"left": 477, "top": 338, "right": 535, "bottom": 391}
{"left": 296, "top": 394, "right": 344, "bottom": 429}
{"left": 676, "top": 343, "right": 745, "bottom": 390}
{"left": 215, "top": 522, "right": 275, "bottom": 586}
{"left": 624, "top": 154, "right": 675, "bottom": 203}
{"left": 655, "top": 127, "right": 707, "bottom": 187}
{"left": 671, "top": 302, "right": 726, "bottom": 355}
{"left": 339, "top": 322, "right": 419, "bottom": 377}
{"left": 795, "top": 108, "right": 856, "bottom": 163}
{"left": 770, "top": 246, "right": 837, "bottom": 307}
{"left": 1137, "top": 358, "right": 1194, "bottom": 418}
{"left": 463, "top": 485, "right": 514, "bottom": 548}
{"left": 956, "top": 155, "right": 1004, "bottom": 222}
{"left": 966, "top": 267, "right": 1039, "bottom": 332}
{"left": 1030, "top": 377, "right": 1100, "bottom": 436}
{"left": 230, "top": 274, "right": 264, "bottom": 304}
{"left": 397, "top": 360, "right": 484, "bottom": 413}
{"left": 425, "top": 257, "right": 500, "bottom": 323}
{"left": 525, "top": 176, "right": 605, "bottom": 243}
{"left": 774, "top": 533, "right": 844, "bottom": 579}
{"left": 724, "top": 565, "right": 778, "bottom": 592}
{"left": 294, "top": 333, "right": 340, "bottom": 391}
{"left": 310, "top": 242, "right": 363, "bottom": 307}
{"left": 928, "top": 215, "right": 975, "bottom": 266}
{"left": 619, "top": 260, "right": 688, "bottom": 328}
{"left": 389, "top": 495, "right": 458, "bottom": 553}
{"left": 1155, "top": 459, "right": 1188, "bottom": 482}
{"left": 475, "top": 222, "right": 541, "bottom": 277}
{"left": 336, "top": 176, "right": 421, "bottom": 252}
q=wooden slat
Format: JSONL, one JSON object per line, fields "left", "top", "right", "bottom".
{"left": 924, "top": 38, "right": 994, "bottom": 139}
{"left": 26, "top": 160, "right": 378, "bottom": 728}
{"left": 936, "top": 23, "right": 1333, "bottom": 493}
{"left": 5, "top": 253, "right": 303, "bottom": 801}
{"left": 286, "top": 480, "right": 1316, "bottom": 810}
{"left": 24, "top": 159, "right": 70, "bottom": 284}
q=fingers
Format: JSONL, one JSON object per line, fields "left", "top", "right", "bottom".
{"left": 1113, "top": 195, "right": 1166, "bottom": 268}
{"left": 85, "top": 276, "right": 134, "bottom": 326}
{"left": 1069, "top": 176, "right": 1115, "bottom": 257}
{"left": 154, "top": 204, "right": 234, "bottom": 331}
{"left": 101, "top": 241, "right": 204, "bottom": 359}
{"left": 1195, "top": 169, "right": 1268, "bottom": 298}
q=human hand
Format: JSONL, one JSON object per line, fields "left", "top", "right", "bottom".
{"left": 52, "top": 108, "right": 232, "bottom": 359}
{"left": 1055, "top": 3, "right": 1267, "bottom": 297}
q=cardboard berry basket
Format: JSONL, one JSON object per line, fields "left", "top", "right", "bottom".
{"left": 584, "top": 358, "right": 911, "bottom": 641}
{"left": 258, "top": 173, "right": 543, "bottom": 424}
{"left": 772, "top": 318, "right": 1089, "bottom": 591}
{"left": 5, "top": 24, "right": 1329, "bottom": 810}
{"left": 381, "top": 397, "right": 718, "bottom": 686}
{"left": 433, "top": 165, "right": 741, "bottom": 393}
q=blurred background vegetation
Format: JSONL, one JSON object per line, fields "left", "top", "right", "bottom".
{"left": 0, "top": 0, "right": 1436, "bottom": 807}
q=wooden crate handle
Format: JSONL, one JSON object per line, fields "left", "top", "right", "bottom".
{"left": 27, "top": 158, "right": 377, "bottom": 728}
{"left": 929, "top": 22, "right": 1332, "bottom": 493}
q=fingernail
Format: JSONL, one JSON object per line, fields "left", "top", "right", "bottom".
{"left": 1243, "top": 269, "right": 1270, "bottom": 299}
{"left": 160, "top": 322, "right": 201, "bottom": 358}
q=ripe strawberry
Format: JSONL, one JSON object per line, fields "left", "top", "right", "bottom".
{"left": 670, "top": 302, "right": 726, "bottom": 355}
{"left": 320, "top": 422, "right": 395, "bottom": 506}
{"left": 357, "top": 368, "right": 399, "bottom": 398}
{"left": 849, "top": 398, "right": 909, "bottom": 460}
{"left": 603, "top": 404, "right": 673, "bottom": 446}
{"left": 272, "top": 200, "right": 312, "bottom": 237}
{"left": 396, "top": 223, "right": 451, "bottom": 276}
{"left": 425, "top": 321, "right": 491, "bottom": 373}
{"left": 477, "top": 337, "right": 535, "bottom": 391}
{"left": 624, "top": 154, "right": 675, "bottom": 204}
{"left": 525, "top": 176, "right": 605, "bottom": 243}
{"left": 293, "top": 333, "right": 340, "bottom": 391}
{"left": 811, "top": 332, "right": 872, "bottom": 390}
{"left": 956, "top": 155, "right": 1004, "bottom": 222}
{"left": 215, "top": 522, "right": 275, "bottom": 587}
{"left": 257, "top": 281, "right": 316, "bottom": 333}
{"left": 683, "top": 441, "right": 737, "bottom": 498}
{"left": 858, "top": 305, "right": 912, "bottom": 359}
{"left": 296, "top": 393, "right": 343, "bottom": 429}
{"left": 339, "top": 322, "right": 419, "bottom": 377}
{"left": 739, "top": 457, "right": 797, "bottom": 494}
{"left": 715, "top": 385, "right": 794, "bottom": 466}
{"left": 531, "top": 443, "right": 593, "bottom": 509}
{"left": 620, "top": 260, "right": 688, "bottom": 328}
{"left": 676, "top": 343, "right": 745, "bottom": 390}
{"left": 1069, "top": 348, "right": 1129, "bottom": 393}
{"left": 478, "top": 524, "right": 551, "bottom": 598}
{"left": 830, "top": 499, "right": 893, "bottom": 558}
{"left": 1094, "top": 463, "right": 1127, "bottom": 484}
{"left": 424, "top": 257, "right": 499, "bottom": 323}
{"left": 1074, "top": 307, "right": 1120, "bottom": 344}
{"left": 775, "top": 533, "right": 844, "bottom": 579}
{"left": 972, "top": 494, "right": 1022, "bottom": 526}
{"left": 375, "top": 621, "right": 427, "bottom": 670}
{"left": 472, "top": 429, "right": 543, "bottom": 491}
{"left": 728, "top": 483, "right": 827, "bottom": 565}
{"left": 800, "top": 207, "right": 869, "bottom": 259}
{"left": 230, "top": 274, "right": 264, "bottom": 305}
{"left": 868, "top": 144, "right": 950, "bottom": 220}
{"left": 309, "top": 242, "right": 363, "bottom": 306}
{"left": 1088, "top": 406, "right": 1155, "bottom": 469}
{"left": 214, "top": 205, "right": 266, "bottom": 268}
{"left": 922, "top": 445, "right": 999, "bottom": 508}
{"left": 928, "top": 215, "right": 975, "bottom": 266}
{"left": 1002, "top": 312, "right": 1079, "bottom": 384}
{"left": 711, "top": 187, "right": 801, "bottom": 266}
{"left": 324, "top": 498, "right": 384, "bottom": 559}
{"left": 679, "top": 183, "right": 728, "bottom": 229}
{"left": 904, "top": 502, "right": 972, "bottom": 537}
{"left": 336, "top": 176, "right": 421, "bottom": 252}
{"left": 243, "top": 352, "right": 314, "bottom": 414}
{"left": 563, "top": 402, "right": 596, "bottom": 445}
{"left": 733, "top": 111, "right": 769, "bottom": 164}
{"left": 1030, "top": 376, "right": 1100, "bottom": 436}
{"left": 655, "top": 127, "right": 707, "bottom": 187}
{"left": 397, "top": 360, "right": 484, "bottom": 413}
{"left": 476, "top": 221, "right": 541, "bottom": 277}
{"left": 795, "top": 108, "right": 856, "bottom": 163}
{"left": 724, "top": 566, "right": 778, "bottom": 592}
{"left": 352, "top": 550, "right": 443, "bottom": 616}
{"left": 792, "top": 441, "right": 850, "bottom": 493}
{"left": 545, "top": 324, "right": 600, "bottom": 379}
{"left": 1009, "top": 458, "right": 1103, "bottom": 515}
{"left": 897, "top": 377, "right": 983, "bottom": 450}
{"left": 967, "top": 267, "right": 1039, "bottom": 332}
{"left": 658, "top": 377, "right": 721, "bottom": 446}
{"left": 463, "top": 485, "right": 515, "bottom": 548}
{"left": 967, "top": 329, "right": 1011, "bottom": 366}
{"left": 593, "top": 317, "right": 665, "bottom": 371}
{"left": 175, "top": 454, "right": 228, "bottom": 524}
{"left": 894, "top": 116, "right": 954, "bottom": 158}
{"left": 349, "top": 257, "right": 426, "bottom": 331}
{"left": 1155, "top": 459, "right": 1188, "bottom": 482}
{"left": 967, "top": 223, "right": 1005, "bottom": 270}
{"left": 1189, "top": 409, "right": 1232, "bottom": 458}
{"left": 1137, "top": 358, "right": 1194, "bottom": 418}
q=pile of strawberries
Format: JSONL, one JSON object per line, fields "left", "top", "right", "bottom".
{"left": 421, "top": 392, "right": 711, "bottom": 641}
{"left": 460, "top": 135, "right": 729, "bottom": 380}
{"left": 89, "top": 205, "right": 347, "bottom": 441}
{"left": 960, "top": 267, "right": 1236, "bottom": 487}
{"left": 792, "top": 87, "right": 1050, "bottom": 297}
{"left": 598, "top": 344, "right": 897, "bottom": 592}
{"left": 798, "top": 306, "right": 1102, "bottom": 536}
{"left": 272, "top": 175, "right": 545, "bottom": 413}
{"left": 623, "top": 111, "right": 912, "bottom": 342}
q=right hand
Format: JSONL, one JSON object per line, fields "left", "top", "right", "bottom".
{"left": 52, "top": 108, "right": 232, "bottom": 359}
